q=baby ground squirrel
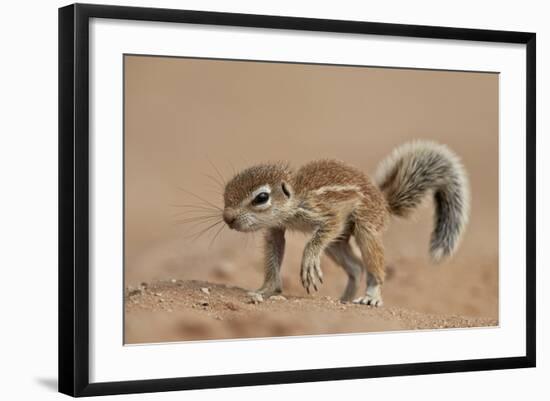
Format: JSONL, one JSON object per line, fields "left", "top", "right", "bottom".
{"left": 221, "top": 141, "right": 469, "bottom": 306}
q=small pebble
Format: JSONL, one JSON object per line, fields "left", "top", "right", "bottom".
{"left": 170, "top": 279, "right": 177, "bottom": 284}
{"left": 200, "top": 287, "right": 210, "bottom": 295}
{"left": 200, "top": 301, "right": 209, "bottom": 307}
{"left": 268, "top": 295, "right": 287, "bottom": 301}
{"left": 154, "top": 292, "right": 162, "bottom": 297}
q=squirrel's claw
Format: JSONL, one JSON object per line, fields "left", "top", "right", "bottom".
{"left": 301, "top": 256, "right": 323, "bottom": 294}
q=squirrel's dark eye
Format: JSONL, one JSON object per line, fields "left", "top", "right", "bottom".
{"left": 252, "top": 192, "right": 270, "bottom": 206}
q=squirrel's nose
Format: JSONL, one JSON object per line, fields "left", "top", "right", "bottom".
{"left": 223, "top": 209, "right": 236, "bottom": 226}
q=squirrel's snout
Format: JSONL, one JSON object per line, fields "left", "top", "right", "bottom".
{"left": 223, "top": 209, "right": 237, "bottom": 227}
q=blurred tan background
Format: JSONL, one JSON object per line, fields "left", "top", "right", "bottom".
{"left": 124, "top": 55, "right": 498, "bottom": 342}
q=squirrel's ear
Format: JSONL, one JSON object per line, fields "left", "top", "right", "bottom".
{"left": 281, "top": 182, "right": 291, "bottom": 198}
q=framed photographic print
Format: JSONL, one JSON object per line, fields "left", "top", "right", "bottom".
{"left": 58, "top": 3, "right": 536, "bottom": 397}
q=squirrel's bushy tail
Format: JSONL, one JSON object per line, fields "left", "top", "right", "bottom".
{"left": 375, "top": 141, "right": 470, "bottom": 262}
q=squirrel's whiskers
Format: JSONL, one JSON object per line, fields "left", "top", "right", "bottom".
{"left": 172, "top": 187, "right": 224, "bottom": 242}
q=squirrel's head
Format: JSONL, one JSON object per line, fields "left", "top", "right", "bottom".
{"left": 222, "top": 163, "right": 294, "bottom": 232}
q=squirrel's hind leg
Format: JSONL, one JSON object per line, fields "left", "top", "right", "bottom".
{"left": 352, "top": 227, "right": 385, "bottom": 307}
{"left": 325, "top": 240, "right": 362, "bottom": 302}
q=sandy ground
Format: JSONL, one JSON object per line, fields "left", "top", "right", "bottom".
{"left": 125, "top": 279, "right": 497, "bottom": 344}
{"left": 124, "top": 56, "right": 499, "bottom": 344}
{"left": 124, "top": 224, "right": 499, "bottom": 344}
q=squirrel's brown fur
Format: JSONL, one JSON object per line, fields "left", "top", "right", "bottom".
{"left": 222, "top": 141, "right": 469, "bottom": 306}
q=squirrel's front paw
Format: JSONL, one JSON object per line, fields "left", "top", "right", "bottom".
{"left": 300, "top": 255, "right": 323, "bottom": 294}
{"left": 249, "top": 285, "right": 281, "bottom": 299}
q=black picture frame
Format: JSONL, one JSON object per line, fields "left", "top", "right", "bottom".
{"left": 58, "top": 3, "right": 536, "bottom": 397}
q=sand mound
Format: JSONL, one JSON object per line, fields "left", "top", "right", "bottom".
{"left": 125, "top": 280, "right": 497, "bottom": 344}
